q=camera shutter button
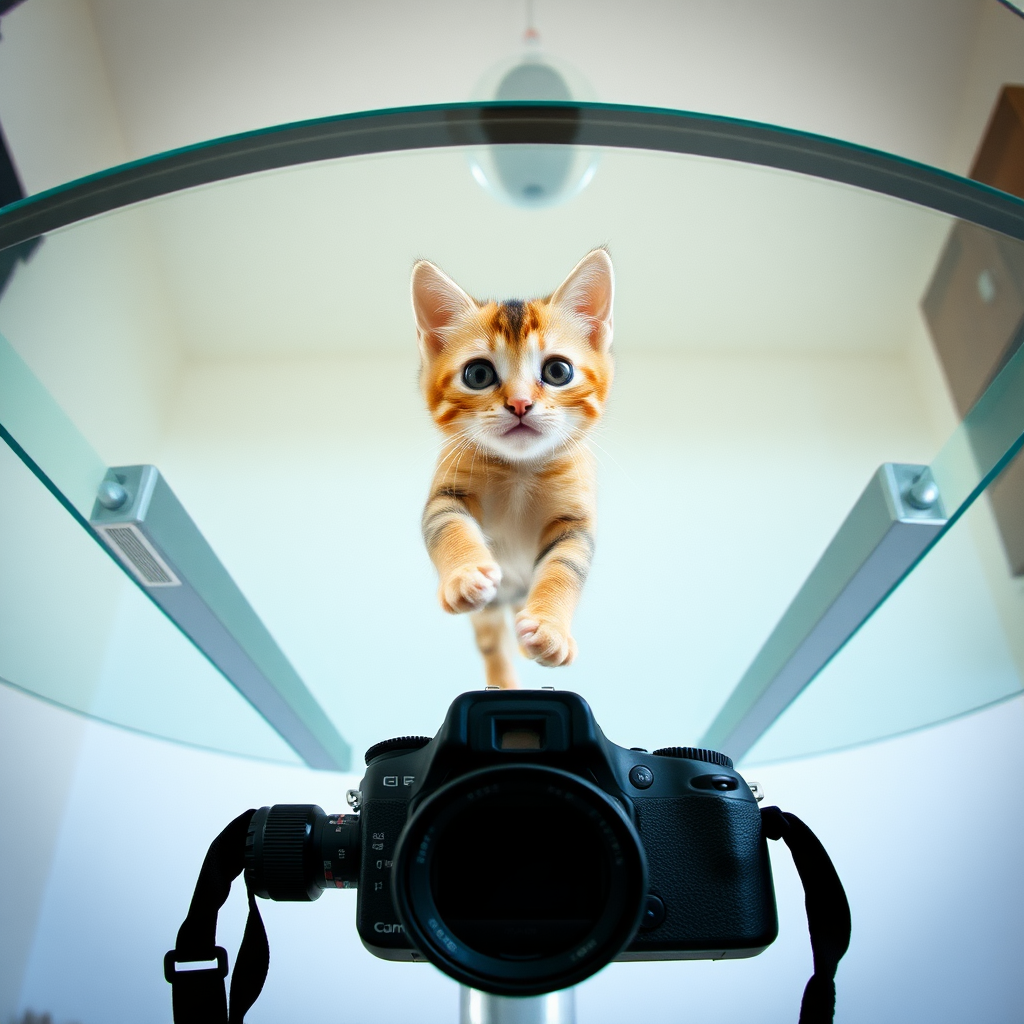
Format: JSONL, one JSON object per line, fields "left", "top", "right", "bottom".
{"left": 628, "top": 764, "right": 654, "bottom": 789}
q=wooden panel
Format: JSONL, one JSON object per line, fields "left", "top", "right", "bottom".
{"left": 971, "top": 87, "right": 1024, "bottom": 198}
{"left": 922, "top": 222, "right": 1024, "bottom": 416}
{"left": 924, "top": 85, "right": 1024, "bottom": 576}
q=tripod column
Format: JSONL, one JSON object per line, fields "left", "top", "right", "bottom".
{"left": 459, "top": 987, "right": 576, "bottom": 1024}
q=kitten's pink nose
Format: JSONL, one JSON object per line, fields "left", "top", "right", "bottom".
{"left": 505, "top": 396, "right": 533, "bottom": 417}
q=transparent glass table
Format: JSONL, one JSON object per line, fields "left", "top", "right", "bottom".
{"left": 1, "top": 102, "right": 1021, "bottom": 771}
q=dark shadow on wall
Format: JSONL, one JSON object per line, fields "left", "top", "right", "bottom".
{"left": 0, "top": 0, "right": 43, "bottom": 299}
{"left": 10, "top": 1011, "right": 83, "bottom": 1024}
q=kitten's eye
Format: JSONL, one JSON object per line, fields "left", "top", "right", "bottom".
{"left": 541, "top": 358, "right": 574, "bottom": 387}
{"left": 462, "top": 360, "right": 497, "bottom": 389}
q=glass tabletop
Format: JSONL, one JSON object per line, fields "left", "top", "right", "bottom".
{"left": 1, "top": 103, "right": 1021, "bottom": 768}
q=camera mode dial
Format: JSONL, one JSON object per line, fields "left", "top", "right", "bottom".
{"left": 364, "top": 735, "right": 432, "bottom": 765}
{"left": 652, "top": 746, "right": 733, "bottom": 768}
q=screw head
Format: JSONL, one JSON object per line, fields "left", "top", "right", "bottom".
{"left": 907, "top": 474, "right": 939, "bottom": 510}
{"left": 96, "top": 480, "right": 128, "bottom": 510}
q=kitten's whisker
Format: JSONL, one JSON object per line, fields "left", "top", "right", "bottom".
{"left": 555, "top": 431, "right": 587, "bottom": 483}
{"left": 438, "top": 444, "right": 473, "bottom": 484}
{"left": 435, "top": 435, "right": 475, "bottom": 481}
{"left": 441, "top": 432, "right": 481, "bottom": 486}
{"left": 588, "top": 425, "right": 635, "bottom": 460}
{"left": 453, "top": 429, "right": 483, "bottom": 483}
{"left": 416, "top": 425, "right": 474, "bottom": 457}
{"left": 582, "top": 431, "right": 636, "bottom": 485}
{"left": 467, "top": 434, "right": 482, "bottom": 482}
{"left": 433, "top": 426, "right": 475, "bottom": 454}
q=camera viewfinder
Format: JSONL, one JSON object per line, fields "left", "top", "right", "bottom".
{"left": 496, "top": 718, "right": 545, "bottom": 750}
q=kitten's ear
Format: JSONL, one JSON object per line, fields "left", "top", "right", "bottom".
{"left": 411, "top": 260, "right": 477, "bottom": 359}
{"left": 550, "top": 248, "right": 614, "bottom": 352}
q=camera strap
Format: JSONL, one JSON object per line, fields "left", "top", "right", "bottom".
{"left": 164, "top": 809, "right": 268, "bottom": 1024}
{"left": 166, "top": 805, "right": 850, "bottom": 1024}
{"left": 761, "top": 806, "right": 852, "bottom": 1024}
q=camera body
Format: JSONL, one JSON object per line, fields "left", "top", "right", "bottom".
{"left": 354, "top": 690, "right": 776, "bottom": 964}
{"left": 246, "top": 689, "right": 777, "bottom": 994}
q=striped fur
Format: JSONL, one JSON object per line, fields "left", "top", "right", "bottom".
{"left": 411, "top": 249, "right": 614, "bottom": 688}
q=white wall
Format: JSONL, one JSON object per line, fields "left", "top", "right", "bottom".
{"left": 0, "top": 679, "right": 86, "bottom": 1020}
{"left": 948, "top": 0, "right": 1024, "bottom": 175}
{"left": 0, "top": 4, "right": 133, "bottom": 1014}
{"left": 0, "top": 0, "right": 126, "bottom": 193}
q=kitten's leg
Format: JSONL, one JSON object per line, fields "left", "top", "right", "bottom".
{"left": 515, "top": 519, "right": 595, "bottom": 667}
{"left": 471, "top": 605, "right": 519, "bottom": 689}
{"left": 422, "top": 486, "right": 501, "bottom": 613}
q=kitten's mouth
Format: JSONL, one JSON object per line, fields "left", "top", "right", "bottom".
{"left": 503, "top": 422, "right": 540, "bottom": 437}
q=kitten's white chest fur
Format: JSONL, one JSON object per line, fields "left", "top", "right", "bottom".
{"left": 482, "top": 475, "right": 543, "bottom": 607}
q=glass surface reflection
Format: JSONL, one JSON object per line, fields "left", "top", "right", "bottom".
{"left": 0, "top": 138, "right": 1020, "bottom": 764}
{"left": 0, "top": 439, "right": 302, "bottom": 763}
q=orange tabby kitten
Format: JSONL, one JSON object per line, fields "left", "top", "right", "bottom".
{"left": 411, "top": 249, "right": 614, "bottom": 688}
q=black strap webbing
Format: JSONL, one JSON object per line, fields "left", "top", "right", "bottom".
{"left": 762, "top": 806, "right": 852, "bottom": 1024}
{"left": 164, "top": 809, "right": 268, "bottom": 1024}
{"left": 168, "top": 805, "right": 850, "bottom": 1023}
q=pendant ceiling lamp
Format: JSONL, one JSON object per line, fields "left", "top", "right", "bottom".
{"left": 468, "top": 2, "right": 599, "bottom": 209}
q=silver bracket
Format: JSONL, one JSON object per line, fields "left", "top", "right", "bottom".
{"left": 90, "top": 464, "right": 351, "bottom": 770}
{"left": 702, "top": 463, "right": 947, "bottom": 762}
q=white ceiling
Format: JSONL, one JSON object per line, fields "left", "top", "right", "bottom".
{"left": 84, "top": 0, "right": 996, "bottom": 170}
{"left": 2, "top": 0, "right": 1022, "bottom": 192}
{"left": 0, "top": 0, "right": 1021, "bottom": 358}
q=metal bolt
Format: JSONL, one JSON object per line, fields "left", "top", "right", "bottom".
{"left": 96, "top": 480, "right": 128, "bottom": 510}
{"left": 907, "top": 471, "right": 939, "bottom": 510}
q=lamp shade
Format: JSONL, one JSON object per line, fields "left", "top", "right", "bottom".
{"left": 469, "top": 51, "right": 599, "bottom": 209}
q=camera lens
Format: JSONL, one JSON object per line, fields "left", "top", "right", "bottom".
{"left": 392, "top": 765, "right": 647, "bottom": 995}
{"left": 246, "top": 805, "right": 360, "bottom": 901}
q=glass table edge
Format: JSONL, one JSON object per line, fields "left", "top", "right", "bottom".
{"left": 740, "top": 691, "right": 1024, "bottom": 769}
{"left": 0, "top": 673, "right": 310, "bottom": 769}
{"left": 1, "top": 101, "right": 1023, "bottom": 252}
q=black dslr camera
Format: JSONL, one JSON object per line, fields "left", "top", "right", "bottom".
{"left": 245, "top": 689, "right": 777, "bottom": 995}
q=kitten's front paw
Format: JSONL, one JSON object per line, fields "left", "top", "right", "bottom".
{"left": 440, "top": 562, "right": 502, "bottom": 614}
{"left": 515, "top": 613, "right": 577, "bottom": 667}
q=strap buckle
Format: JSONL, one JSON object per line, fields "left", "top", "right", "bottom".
{"left": 163, "top": 946, "right": 228, "bottom": 983}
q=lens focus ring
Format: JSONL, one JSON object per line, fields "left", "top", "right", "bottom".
{"left": 246, "top": 804, "right": 323, "bottom": 902}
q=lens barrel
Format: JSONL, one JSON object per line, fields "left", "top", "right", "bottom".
{"left": 246, "top": 804, "right": 360, "bottom": 901}
{"left": 392, "top": 764, "right": 647, "bottom": 996}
